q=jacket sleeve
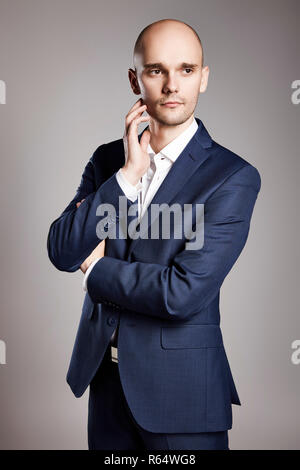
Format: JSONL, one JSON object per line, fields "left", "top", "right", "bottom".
{"left": 47, "top": 144, "right": 127, "bottom": 272}
{"left": 86, "top": 164, "right": 261, "bottom": 321}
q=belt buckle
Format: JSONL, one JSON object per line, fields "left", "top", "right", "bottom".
{"left": 111, "top": 345, "right": 118, "bottom": 363}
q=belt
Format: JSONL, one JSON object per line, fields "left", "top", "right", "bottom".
{"left": 111, "top": 345, "right": 118, "bottom": 363}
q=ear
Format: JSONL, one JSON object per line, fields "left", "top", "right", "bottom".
{"left": 199, "top": 66, "right": 209, "bottom": 93}
{"left": 128, "top": 68, "right": 141, "bottom": 95}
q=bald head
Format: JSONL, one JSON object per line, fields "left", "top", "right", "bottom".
{"left": 133, "top": 19, "right": 204, "bottom": 69}
{"left": 129, "top": 19, "right": 209, "bottom": 130}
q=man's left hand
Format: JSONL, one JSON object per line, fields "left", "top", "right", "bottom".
{"left": 80, "top": 239, "right": 106, "bottom": 274}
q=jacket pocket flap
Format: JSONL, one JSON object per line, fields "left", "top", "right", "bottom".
{"left": 161, "top": 324, "right": 223, "bottom": 349}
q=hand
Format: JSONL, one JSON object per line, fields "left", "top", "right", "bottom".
{"left": 80, "top": 239, "right": 106, "bottom": 274}
{"left": 76, "top": 198, "right": 85, "bottom": 208}
{"left": 122, "top": 98, "right": 151, "bottom": 185}
{"left": 76, "top": 198, "right": 106, "bottom": 274}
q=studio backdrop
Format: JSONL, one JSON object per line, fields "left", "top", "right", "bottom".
{"left": 0, "top": 0, "right": 299, "bottom": 449}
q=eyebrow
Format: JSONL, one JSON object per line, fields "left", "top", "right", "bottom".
{"left": 143, "top": 62, "right": 199, "bottom": 70}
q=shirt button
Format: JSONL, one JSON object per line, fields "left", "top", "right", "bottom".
{"left": 107, "top": 317, "right": 116, "bottom": 326}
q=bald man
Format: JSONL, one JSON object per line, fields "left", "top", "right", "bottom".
{"left": 48, "top": 19, "right": 261, "bottom": 450}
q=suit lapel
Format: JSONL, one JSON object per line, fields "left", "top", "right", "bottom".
{"left": 127, "top": 118, "right": 213, "bottom": 255}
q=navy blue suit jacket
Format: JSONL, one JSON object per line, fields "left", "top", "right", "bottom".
{"left": 47, "top": 118, "right": 261, "bottom": 433}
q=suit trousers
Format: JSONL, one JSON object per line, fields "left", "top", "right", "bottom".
{"left": 87, "top": 344, "right": 229, "bottom": 450}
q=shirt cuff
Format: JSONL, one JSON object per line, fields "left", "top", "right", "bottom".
{"left": 116, "top": 168, "right": 143, "bottom": 202}
{"left": 82, "top": 258, "right": 101, "bottom": 291}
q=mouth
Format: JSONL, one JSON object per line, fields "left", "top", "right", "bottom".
{"left": 161, "top": 102, "right": 183, "bottom": 108}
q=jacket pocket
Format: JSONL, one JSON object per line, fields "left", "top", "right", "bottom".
{"left": 161, "top": 324, "right": 223, "bottom": 349}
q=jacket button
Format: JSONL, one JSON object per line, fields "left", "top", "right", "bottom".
{"left": 107, "top": 317, "right": 116, "bottom": 326}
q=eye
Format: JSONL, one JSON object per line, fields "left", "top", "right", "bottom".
{"left": 149, "top": 68, "right": 194, "bottom": 75}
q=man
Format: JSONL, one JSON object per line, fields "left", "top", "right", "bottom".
{"left": 47, "top": 19, "right": 261, "bottom": 450}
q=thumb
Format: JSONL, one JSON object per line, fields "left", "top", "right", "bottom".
{"left": 140, "top": 129, "right": 151, "bottom": 153}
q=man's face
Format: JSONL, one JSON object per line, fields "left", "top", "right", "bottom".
{"left": 132, "top": 26, "right": 208, "bottom": 127}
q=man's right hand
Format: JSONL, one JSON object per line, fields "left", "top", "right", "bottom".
{"left": 121, "top": 98, "right": 151, "bottom": 186}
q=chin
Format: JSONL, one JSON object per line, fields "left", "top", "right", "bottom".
{"left": 154, "top": 109, "right": 190, "bottom": 126}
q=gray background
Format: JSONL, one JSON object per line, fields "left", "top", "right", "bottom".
{"left": 0, "top": 0, "right": 299, "bottom": 450}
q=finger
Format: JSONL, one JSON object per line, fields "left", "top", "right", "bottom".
{"left": 125, "top": 99, "right": 144, "bottom": 124}
{"left": 128, "top": 114, "right": 150, "bottom": 134}
{"left": 127, "top": 115, "right": 150, "bottom": 147}
{"left": 125, "top": 104, "right": 147, "bottom": 135}
{"left": 129, "top": 98, "right": 144, "bottom": 112}
{"left": 140, "top": 128, "right": 151, "bottom": 152}
{"left": 76, "top": 198, "right": 85, "bottom": 208}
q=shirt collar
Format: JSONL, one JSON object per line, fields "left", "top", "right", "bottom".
{"left": 147, "top": 117, "right": 199, "bottom": 163}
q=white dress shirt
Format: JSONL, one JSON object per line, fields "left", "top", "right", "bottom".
{"left": 82, "top": 117, "right": 199, "bottom": 293}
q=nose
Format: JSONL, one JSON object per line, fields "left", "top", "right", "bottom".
{"left": 162, "top": 73, "right": 179, "bottom": 94}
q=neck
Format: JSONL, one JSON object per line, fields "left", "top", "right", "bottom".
{"left": 148, "top": 114, "right": 194, "bottom": 154}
